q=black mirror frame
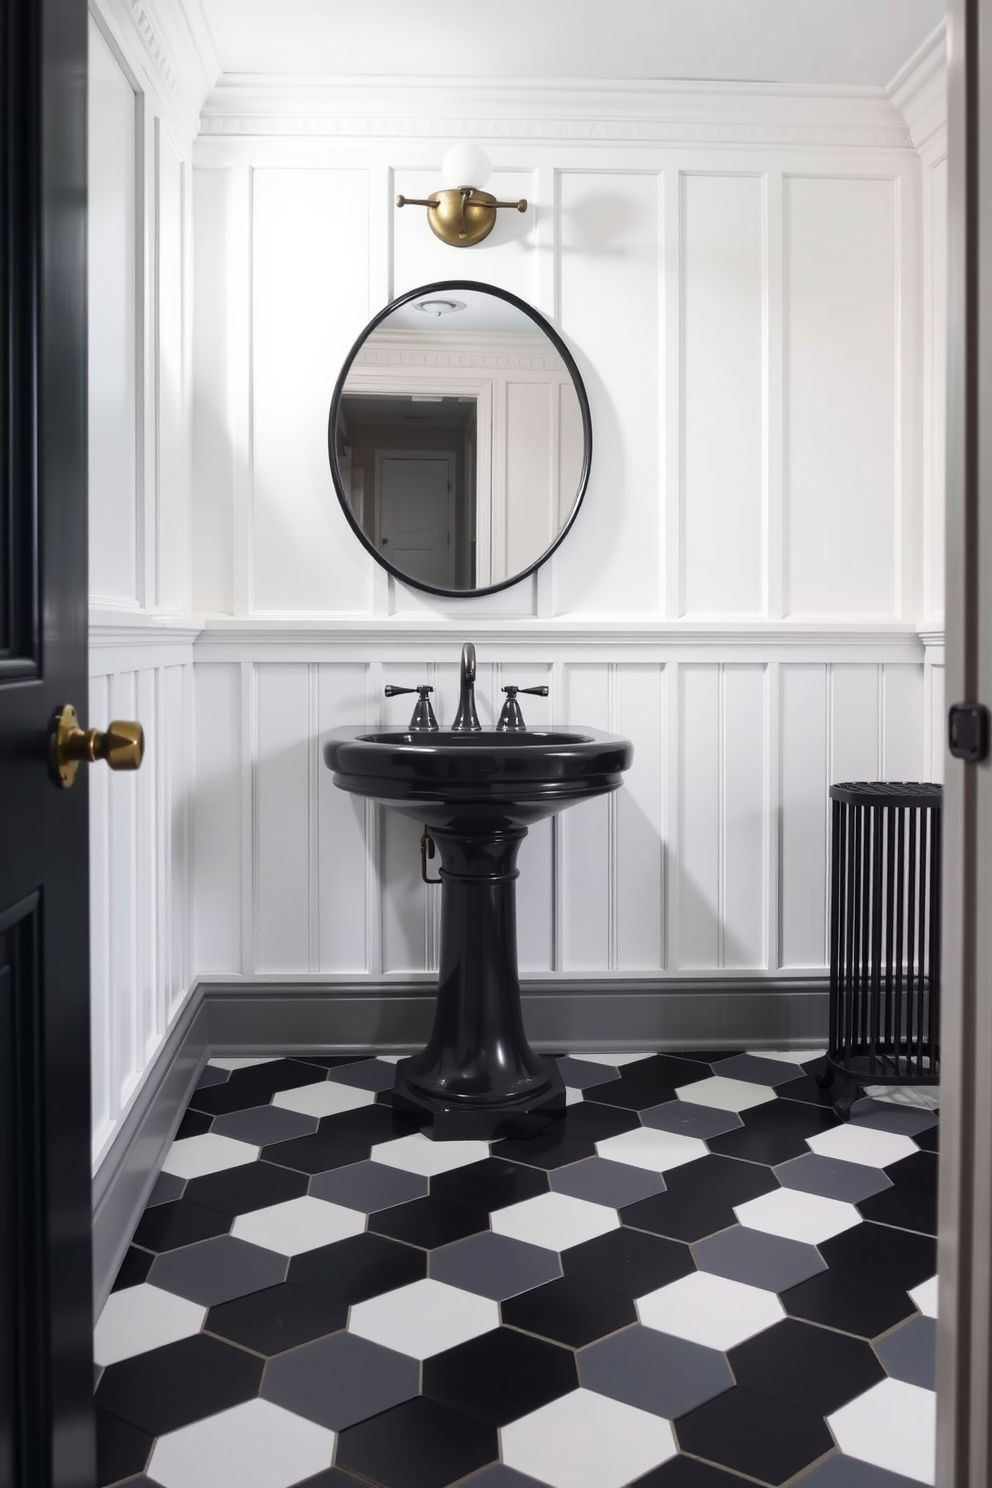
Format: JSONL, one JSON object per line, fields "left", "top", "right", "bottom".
{"left": 327, "top": 280, "right": 593, "bottom": 599}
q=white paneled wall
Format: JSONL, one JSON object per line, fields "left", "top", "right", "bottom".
{"left": 89, "top": 635, "right": 197, "bottom": 1167}
{"left": 191, "top": 638, "right": 925, "bottom": 987}
{"left": 88, "top": 2, "right": 198, "bottom": 1168}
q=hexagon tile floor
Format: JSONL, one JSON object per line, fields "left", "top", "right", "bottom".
{"left": 94, "top": 1049, "right": 941, "bottom": 1488}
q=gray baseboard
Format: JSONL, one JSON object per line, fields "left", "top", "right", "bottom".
{"left": 91, "top": 975, "right": 827, "bottom": 1310}
{"left": 205, "top": 977, "right": 829, "bottom": 1054}
{"left": 92, "top": 986, "right": 208, "bottom": 1314}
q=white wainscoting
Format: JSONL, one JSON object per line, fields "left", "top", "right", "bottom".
{"left": 89, "top": 625, "right": 200, "bottom": 1169}
{"left": 192, "top": 625, "right": 929, "bottom": 994}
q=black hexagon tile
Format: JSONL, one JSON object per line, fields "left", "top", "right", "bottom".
{"left": 501, "top": 1275, "right": 637, "bottom": 1346}
{"left": 423, "top": 1326, "right": 577, "bottom": 1426}
{"left": 95, "top": 1333, "right": 262, "bottom": 1438}
{"left": 205, "top": 1282, "right": 348, "bottom": 1355}
{"left": 335, "top": 1396, "right": 498, "bottom": 1488}
{"left": 96, "top": 1052, "right": 939, "bottom": 1488}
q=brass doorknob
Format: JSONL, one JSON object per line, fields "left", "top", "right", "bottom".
{"left": 51, "top": 704, "right": 145, "bottom": 789}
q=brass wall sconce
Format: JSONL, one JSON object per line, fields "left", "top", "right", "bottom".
{"left": 396, "top": 144, "right": 527, "bottom": 247}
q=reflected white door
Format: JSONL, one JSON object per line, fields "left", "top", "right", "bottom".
{"left": 376, "top": 451, "right": 455, "bottom": 588}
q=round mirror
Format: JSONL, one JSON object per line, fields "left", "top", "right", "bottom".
{"left": 328, "top": 281, "right": 591, "bottom": 596}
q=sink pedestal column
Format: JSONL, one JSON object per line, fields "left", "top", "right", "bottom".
{"left": 393, "top": 823, "right": 565, "bottom": 1139}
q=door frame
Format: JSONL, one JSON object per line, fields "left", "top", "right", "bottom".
{"left": 341, "top": 374, "right": 495, "bottom": 586}
{"left": 936, "top": 1, "right": 992, "bottom": 1483}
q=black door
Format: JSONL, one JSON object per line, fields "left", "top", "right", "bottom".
{"left": 1, "top": 2, "right": 94, "bottom": 1485}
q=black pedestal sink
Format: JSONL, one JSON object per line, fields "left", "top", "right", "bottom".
{"left": 324, "top": 726, "right": 633, "bottom": 1138}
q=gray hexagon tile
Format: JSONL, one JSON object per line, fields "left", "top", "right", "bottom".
{"left": 150, "top": 1235, "right": 287, "bottom": 1307}
{"left": 875, "top": 1314, "right": 937, "bottom": 1391}
{"left": 694, "top": 1224, "right": 826, "bottom": 1292}
{"left": 798, "top": 1456, "right": 926, "bottom": 1487}
{"left": 430, "top": 1231, "right": 561, "bottom": 1300}
{"left": 460, "top": 1467, "right": 549, "bottom": 1488}
{"left": 322, "top": 1058, "right": 398, "bottom": 1092}
{"left": 555, "top": 1056, "right": 619, "bottom": 1089}
{"left": 550, "top": 1157, "right": 665, "bottom": 1208}
{"left": 262, "top": 1331, "right": 419, "bottom": 1430}
{"left": 145, "top": 1171, "right": 186, "bottom": 1208}
{"left": 577, "top": 1323, "right": 733, "bottom": 1419}
{"left": 776, "top": 1152, "right": 893, "bottom": 1204}
{"left": 310, "top": 1159, "right": 429, "bottom": 1212}
{"left": 212, "top": 1104, "right": 319, "bottom": 1147}
{"left": 711, "top": 1053, "right": 803, "bottom": 1087}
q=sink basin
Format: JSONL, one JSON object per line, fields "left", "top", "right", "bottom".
{"left": 324, "top": 726, "right": 631, "bottom": 831}
{"left": 324, "top": 724, "right": 633, "bottom": 1138}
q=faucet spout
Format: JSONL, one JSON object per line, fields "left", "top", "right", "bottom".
{"left": 452, "top": 641, "right": 481, "bottom": 731}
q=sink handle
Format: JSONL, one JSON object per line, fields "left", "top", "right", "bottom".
{"left": 497, "top": 685, "right": 549, "bottom": 732}
{"left": 384, "top": 684, "right": 439, "bottom": 732}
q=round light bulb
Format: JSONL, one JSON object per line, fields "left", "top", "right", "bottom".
{"left": 441, "top": 143, "right": 492, "bottom": 191}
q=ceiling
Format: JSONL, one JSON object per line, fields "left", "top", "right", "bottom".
{"left": 380, "top": 290, "right": 543, "bottom": 336}
{"left": 191, "top": 0, "right": 944, "bottom": 87}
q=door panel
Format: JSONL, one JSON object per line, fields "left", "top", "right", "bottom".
{"left": 378, "top": 454, "right": 454, "bottom": 588}
{"left": 0, "top": 2, "right": 94, "bottom": 1484}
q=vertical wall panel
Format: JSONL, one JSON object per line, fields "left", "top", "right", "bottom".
{"left": 135, "top": 669, "right": 158, "bottom": 1062}
{"left": 109, "top": 671, "right": 139, "bottom": 1104}
{"left": 194, "top": 663, "right": 242, "bottom": 973}
{"left": 256, "top": 664, "right": 311, "bottom": 971}
{"left": 89, "top": 672, "right": 112, "bottom": 1153}
{"left": 88, "top": 19, "right": 138, "bottom": 607}
{"left": 510, "top": 668, "right": 555, "bottom": 974}
{"left": 192, "top": 168, "right": 234, "bottom": 614}
{"left": 317, "top": 665, "right": 370, "bottom": 972}
{"left": 780, "top": 664, "right": 828, "bottom": 968}
{"left": 157, "top": 126, "right": 187, "bottom": 611}
{"left": 830, "top": 664, "right": 880, "bottom": 783}
{"left": 785, "top": 177, "right": 897, "bottom": 615}
{"left": 883, "top": 665, "right": 925, "bottom": 782}
{"left": 165, "top": 665, "right": 190, "bottom": 1015}
{"left": 679, "top": 666, "right": 720, "bottom": 967}
{"left": 556, "top": 171, "right": 661, "bottom": 615}
{"left": 723, "top": 666, "right": 767, "bottom": 969}
{"left": 616, "top": 665, "right": 665, "bottom": 970}
{"left": 928, "top": 156, "right": 947, "bottom": 619}
{"left": 929, "top": 661, "right": 945, "bottom": 783}
{"left": 380, "top": 664, "right": 430, "bottom": 973}
{"left": 252, "top": 168, "right": 372, "bottom": 612}
{"left": 682, "top": 175, "right": 764, "bottom": 616}
{"left": 560, "top": 665, "right": 611, "bottom": 970}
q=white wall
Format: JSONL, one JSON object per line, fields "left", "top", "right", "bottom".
{"left": 188, "top": 79, "right": 940, "bottom": 1003}
{"left": 88, "top": 0, "right": 201, "bottom": 1169}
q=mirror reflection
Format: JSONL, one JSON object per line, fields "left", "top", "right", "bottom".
{"left": 330, "top": 285, "right": 589, "bottom": 594}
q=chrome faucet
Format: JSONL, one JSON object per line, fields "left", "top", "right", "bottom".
{"left": 451, "top": 642, "right": 481, "bottom": 731}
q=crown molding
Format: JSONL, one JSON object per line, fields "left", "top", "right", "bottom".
{"left": 94, "top": 0, "right": 217, "bottom": 132}
{"left": 888, "top": 21, "right": 946, "bottom": 155}
{"left": 197, "top": 76, "right": 912, "bottom": 150}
